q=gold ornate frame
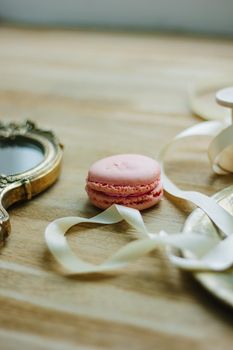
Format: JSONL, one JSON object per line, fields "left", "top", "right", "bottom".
{"left": 0, "top": 120, "right": 63, "bottom": 244}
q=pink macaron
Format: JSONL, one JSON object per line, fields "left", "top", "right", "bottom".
{"left": 86, "top": 154, "right": 163, "bottom": 210}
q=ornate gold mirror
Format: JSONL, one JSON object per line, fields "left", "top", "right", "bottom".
{"left": 0, "top": 120, "right": 63, "bottom": 244}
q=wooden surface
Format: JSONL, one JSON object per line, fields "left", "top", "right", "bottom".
{"left": 0, "top": 26, "right": 233, "bottom": 350}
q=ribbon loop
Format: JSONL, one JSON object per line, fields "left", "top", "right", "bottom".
{"left": 45, "top": 204, "right": 233, "bottom": 275}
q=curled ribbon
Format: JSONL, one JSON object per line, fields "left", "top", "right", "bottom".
{"left": 45, "top": 204, "right": 233, "bottom": 274}
{"left": 45, "top": 85, "right": 233, "bottom": 275}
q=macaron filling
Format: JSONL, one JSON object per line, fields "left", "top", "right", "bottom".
{"left": 86, "top": 186, "right": 162, "bottom": 200}
{"left": 86, "top": 179, "right": 160, "bottom": 196}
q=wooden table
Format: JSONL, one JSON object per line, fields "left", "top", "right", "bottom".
{"left": 0, "top": 26, "right": 233, "bottom": 350}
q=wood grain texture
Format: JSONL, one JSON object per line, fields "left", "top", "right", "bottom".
{"left": 0, "top": 26, "right": 233, "bottom": 350}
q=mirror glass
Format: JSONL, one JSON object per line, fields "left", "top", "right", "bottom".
{"left": 0, "top": 138, "right": 44, "bottom": 175}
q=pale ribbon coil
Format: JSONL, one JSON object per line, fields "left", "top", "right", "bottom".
{"left": 45, "top": 86, "right": 233, "bottom": 275}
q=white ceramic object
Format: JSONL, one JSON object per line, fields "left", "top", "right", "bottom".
{"left": 216, "top": 87, "right": 233, "bottom": 109}
{"left": 0, "top": 0, "right": 233, "bottom": 35}
{"left": 216, "top": 86, "right": 233, "bottom": 121}
{"left": 183, "top": 185, "right": 233, "bottom": 308}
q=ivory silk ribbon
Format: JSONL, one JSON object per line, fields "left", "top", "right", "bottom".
{"left": 45, "top": 87, "right": 233, "bottom": 275}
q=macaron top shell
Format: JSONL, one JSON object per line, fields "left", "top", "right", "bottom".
{"left": 87, "top": 154, "right": 160, "bottom": 186}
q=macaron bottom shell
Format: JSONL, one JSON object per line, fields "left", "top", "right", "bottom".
{"left": 86, "top": 181, "right": 163, "bottom": 210}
